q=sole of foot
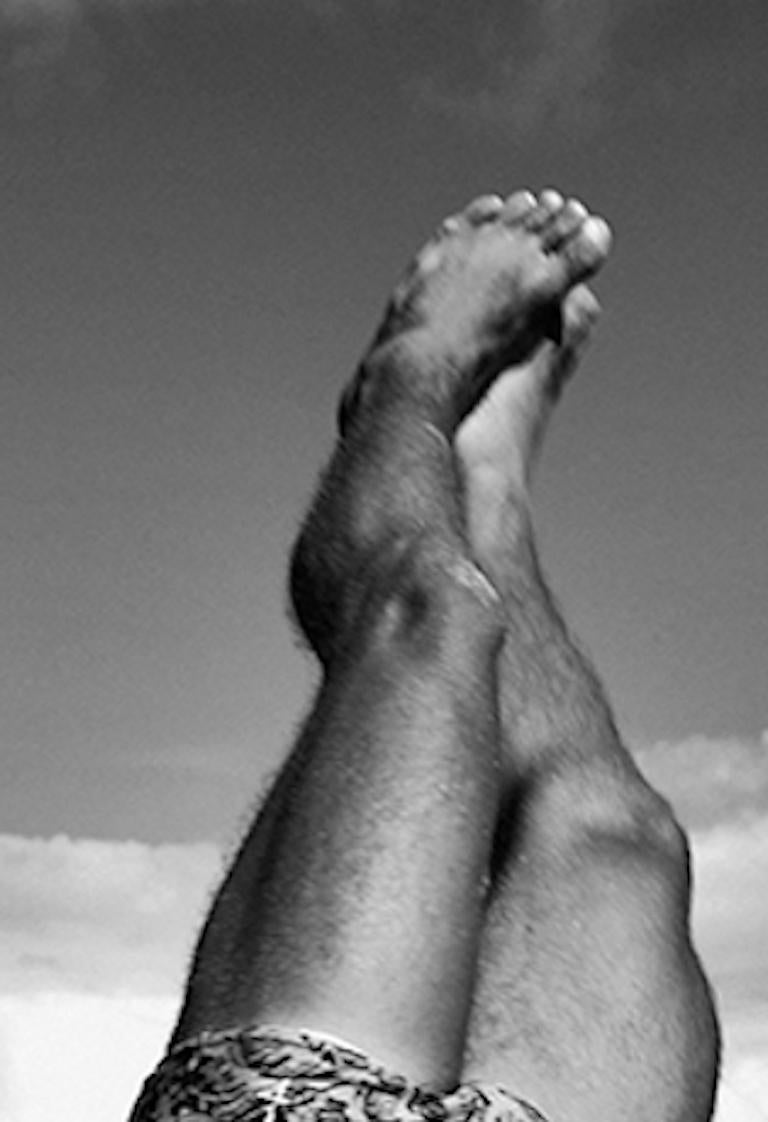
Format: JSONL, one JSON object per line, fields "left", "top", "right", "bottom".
{"left": 453, "top": 284, "right": 601, "bottom": 587}
{"left": 455, "top": 282, "right": 601, "bottom": 495}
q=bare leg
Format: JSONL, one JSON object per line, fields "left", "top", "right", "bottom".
{"left": 455, "top": 209, "right": 720, "bottom": 1122}
{"left": 172, "top": 192, "right": 611, "bottom": 1090}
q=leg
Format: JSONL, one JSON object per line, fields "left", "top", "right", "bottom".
{"left": 171, "top": 192, "right": 611, "bottom": 1090}
{"left": 455, "top": 222, "right": 720, "bottom": 1121}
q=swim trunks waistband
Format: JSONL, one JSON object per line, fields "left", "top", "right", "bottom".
{"left": 128, "top": 1023, "right": 547, "bottom": 1122}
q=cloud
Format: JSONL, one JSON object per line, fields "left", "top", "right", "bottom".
{"left": 683, "top": 774, "right": 768, "bottom": 1122}
{"left": 0, "top": 834, "right": 221, "bottom": 996}
{"left": 2, "top": 785, "right": 768, "bottom": 1122}
{"left": 412, "top": 0, "right": 620, "bottom": 137}
{"left": 634, "top": 732, "right": 768, "bottom": 832}
{"left": 633, "top": 735, "right": 768, "bottom": 1066}
{"left": 0, "top": 992, "right": 175, "bottom": 1122}
{"left": 0, "top": 835, "right": 221, "bottom": 1119}
{"left": 712, "top": 1004, "right": 768, "bottom": 1121}
{"left": 1, "top": 995, "right": 764, "bottom": 1122}
{"left": 2, "top": 0, "right": 112, "bottom": 110}
{"left": 0, "top": 817, "right": 765, "bottom": 1120}
{"left": 716, "top": 1061, "right": 768, "bottom": 1122}
{"left": 4, "top": 0, "right": 766, "bottom": 130}
{"left": 263, "top": 0, "right": 626, "bottom": 137}
{"left": 407, "top": 0, "right": 768, "bottom": 137}
{"left": 2, "top": 0, "right": 85, "bottom": 72}
{"left": 692, "top": 816, "right": 768, "bottom": 1011}
{"left": 0, "top": 0, "right": 185, "bottom": 112}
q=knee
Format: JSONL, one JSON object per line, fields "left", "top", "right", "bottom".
{"left": 595, "top": 782, "right": 690, "bottom": 879}
{"left": 527, "top": 759, "right": 692, "bottom": 893}
{"left": 578, "top": 775, "right": 693, "bottom": 910}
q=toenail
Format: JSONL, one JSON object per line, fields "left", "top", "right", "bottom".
{"left": 503, "top": 190, "right": 536, "bottom": 219}
{"left": 565, "top": 198, "right": 587, "bottom": 220}
{"left": 583, "top": 215, "right": 613, "bottom": 251}
{"left": 466, "top": 195, "right": 505, "bottom": 222}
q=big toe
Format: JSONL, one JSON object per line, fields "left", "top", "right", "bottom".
{"left": 561, "top": 284, "right": 601, "bottom": 350}
{"left": 561, "top": 215, "right": 613, "bottom": 280}
{"left": 540, "top": 197, "right": 588, "bottom": 250}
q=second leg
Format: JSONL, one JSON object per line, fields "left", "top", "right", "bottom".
{"left": 455, "top": 270, "right": 720, "bottom": 1122}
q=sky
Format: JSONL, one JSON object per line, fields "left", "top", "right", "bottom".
{"left": 0, "top": 0, "right": 767, "bottom": 1119}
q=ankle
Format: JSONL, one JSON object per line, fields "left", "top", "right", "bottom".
{"left": 343, "top": 335, "right": 470, "bottom": 437}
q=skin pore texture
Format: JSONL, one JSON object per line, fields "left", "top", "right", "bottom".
{"left": 167, "top": 189, "right": 720, "bottom": 1122}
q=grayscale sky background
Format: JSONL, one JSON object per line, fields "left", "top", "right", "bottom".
{"left": 0, "top": 3, "right": 766, "bottom": 1120}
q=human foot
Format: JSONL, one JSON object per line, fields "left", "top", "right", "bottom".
{"left": 339, "top": 190, "right": 611, "bottom": 436}
{"left": 454, "top": 284, "right": 600, "bottom": 584}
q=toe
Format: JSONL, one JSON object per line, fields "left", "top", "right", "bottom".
{"left": 438, "top": 215, "right": 462, "bottom": 236}
{"left": 540, "top": 197, "right": 588, "bottom": 250}
{"left": 464, "top": 193, "right": 505, "bottom": 224}
{"left": 539, "top": 188, "right": 565, "bottom": 213}
{"left": 561, "top": 215, "right": 613, "bottom": 279}
{"left": 523, "top": 189, "right": 565, "bottom": 231}
{"left": 500, "top": 189, "right": 537, "bottom": 224}
{"left": 561, "top": 284, "right": 601, "bottom": 349}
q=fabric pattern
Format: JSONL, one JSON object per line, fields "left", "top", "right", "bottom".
{"left": 129, "top": 1024, "right": 546, "bottom": 1122}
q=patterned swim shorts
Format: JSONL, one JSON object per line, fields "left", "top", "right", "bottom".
{"left": 128, "top": 1024, "right": 546, "bottom": 1122}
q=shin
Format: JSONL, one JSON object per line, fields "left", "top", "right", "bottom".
{"left": 456, "top": 340, "right": 720, "bottom": 1121}
{"left": 173, "top": 294, "right": 505, "bottom": 1089}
